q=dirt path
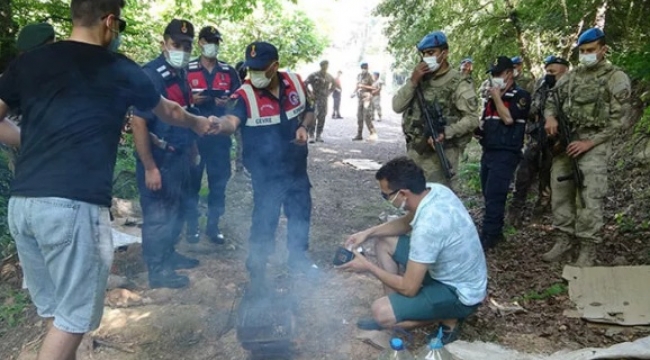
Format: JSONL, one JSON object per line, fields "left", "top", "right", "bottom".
{"left": 6, "top": 96, "right": 650, "bottom": 359}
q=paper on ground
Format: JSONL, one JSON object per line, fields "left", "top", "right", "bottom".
{"left": 342, "top": 158, "right": 382, "bottom": 171}
{"left": 563, "top": 265, "right": 650, "bottom": 326}
{"left": 111, "top": 228, "right": 141, "bottom": 249}
{"left": 446, "top": 335, "right": 650, "bottom": 360}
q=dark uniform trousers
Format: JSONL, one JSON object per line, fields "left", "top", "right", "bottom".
{"left": 512, "top": 142, "right": 552, "bottom": 207}
{"left": 185, "top": 135, "right": 232, "bottom": 235}
{"left": 137, "top": 150, "right": 190, "bottom": 268}
{"left": 247, "top": 172, "right": 312, "bottom": 267}
{"left": 332, "top": 92, "right": 341, "bottom": 117}
{"left": 480, "top": 150, "right": 521, "bottom": 237}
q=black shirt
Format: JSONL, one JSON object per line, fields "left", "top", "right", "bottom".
{"left": 0, "top": 41, "right": 160, "bottom": 206}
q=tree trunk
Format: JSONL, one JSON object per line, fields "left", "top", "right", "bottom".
{"left": 504, "top": 0, "right": 531, "bottom": 70}
{"left": 0, "top": 0, "right": 18, "bottom": 72}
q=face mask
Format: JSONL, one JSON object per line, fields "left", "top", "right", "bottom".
{"left": 579, "top": 53, "right": 598, "bottom": 67}
{"left": 513, "top": 69, "right": 520, "bottom": 77}
{"left": 166, "top": 48, "right": 190, "bottom": 69}
{"left": 250, "top": 70, "right": 272, "bottom": 88}
{"left": 492, "top": 77, "right": 506, "bottom": 89}
{"left": 398, "top": 199, "right": 406, "bottom": 212}
{"left": 423, "top": 56, "right": 439, "bottom": 72}
{"left": 202, "top": 43, "right": 219, "bottom": 59}
{"left": 108, "top": 34, "right": 121, "bottom": 52}
{"left": 544, "top": 74, "right": 556, "bottom": 88}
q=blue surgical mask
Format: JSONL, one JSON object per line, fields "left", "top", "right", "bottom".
{"left": 108, "top": 34, "right": 121, "bottom": 52}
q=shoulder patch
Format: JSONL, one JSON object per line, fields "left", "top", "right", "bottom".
{"left": 609, "top": 70, "right": 632, "bottom": 101}
{"left": 517, "top": 96, "right": 528, "bottom": 109}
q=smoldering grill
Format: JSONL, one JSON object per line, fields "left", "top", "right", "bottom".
{"left": 236, "top": 280, "right": 297, "bottom": 359}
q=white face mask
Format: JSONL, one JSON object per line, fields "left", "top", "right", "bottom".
{"left": 250, "top": 70, "right": 272, "bottom": 88}
{"left": 398, "top": 199, "right": 407, "bottom": 212}
{"left": 166, "top": 48, "right": 190, "bottom": 69}
{"left": 492, "top": 77, "right": 506, "bottom": 89}
{"left": 423, "top": 56, "right": 439, "bottom": 72}
{"left": 579, "top": 53, "right": 599, "bottom": 67}
{"left": 202, "top": 43, "right": 219, "bottom": 59}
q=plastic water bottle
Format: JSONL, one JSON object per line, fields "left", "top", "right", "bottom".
{"left": 378, "top": 338, "right": 415, "bottom": 360}
{"left": 416, "top": 327, "right": 456, "bottom": 360}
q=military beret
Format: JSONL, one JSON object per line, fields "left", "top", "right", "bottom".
{"left": 320, "top": 60, "right": 329, "bottom": 66}
{"left": 373, "top": 71, "right": 380, "bottom": 76}
{"left": 511, "top": 56, "right": 523, "bottom": 65}
{"left": 544, "top": 55, "right": 570, "bottom": 67}
{"left": 16, "top": 23, "right": 55, "bottom": 52}
{"left": 244, "top": 41, "right": 279, "bottom": 70}
{"left": 460, "top": 57, "right": 473, "bottom": 64}
{"left": 360, "top": 62, "right": 368, "bottom": 68}
{"left": 417, "top": 31, "right": 447, "bottom": 51}
{"left": 577, "top": 27, "right": 605, "bottom": 46}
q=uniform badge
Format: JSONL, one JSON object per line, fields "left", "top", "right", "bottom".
{"left": 250, "top": 45, "right": 256, "bottom": 58}
{"left": 288, "top": 91, "right": 300, "bottom": 105}
{"left": 192, "top": 79, "right": 198, "bottom": 86}
{"left": 181, "top": 22, "right": 187, "bottom": 33}
{"left": 517, "top": 97, "right": 527, "bottom": 109}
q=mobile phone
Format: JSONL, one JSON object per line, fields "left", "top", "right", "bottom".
{"left": 191, "top": 88, "right": 206, "bottom": 94}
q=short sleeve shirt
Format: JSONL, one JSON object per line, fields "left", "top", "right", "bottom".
{"left": 408, "top": 183, "right": 488, "bottom": 306}
{"left": 0, "top": 41, "right": 160, "bottom": 206}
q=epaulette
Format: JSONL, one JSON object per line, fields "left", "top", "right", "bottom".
{"left": 218, "top": 61, "right": 230, "bottom": 70}
{"left": 188, "top": 61, "right": 201, "bottom": 71}
{"left": 156, "top": 64, "right": 172, "bottom": 80}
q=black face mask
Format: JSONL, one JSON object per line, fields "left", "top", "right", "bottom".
{"left": 544, "top": 74, "right": 556, "bottom": 88}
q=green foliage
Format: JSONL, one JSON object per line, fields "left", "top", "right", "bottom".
{"left": 113, "top": 133, "right": 139, "bottom": 200}
{"left": 0, "top": 150, "right": 14, "bottom": 260}
{"left": 459, "top": 161, "right": 482, "bottom": 194}
{"left": 519, "top": 282, "right": 567, "bottom": 301}
{"left": 0, "top": 287, "right": 30, "bottom": 329}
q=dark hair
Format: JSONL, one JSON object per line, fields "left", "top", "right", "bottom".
{"left": 375, "top": 157, "right": 427, "bottom": 194}
{"left": 70, "top": 0, "right": 125, "bottom": 26}
{"left": 597, "top": 38, "right": 606, "bottom": 46}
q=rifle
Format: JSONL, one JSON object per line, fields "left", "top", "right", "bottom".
{"left": 552, "top": 90, "right": 585, "bottom": 207}
{"left": 529, "top": 83, "right": 549, "bottom": 168}
{"left": 414, "top": 86, "right": 454, "bottom": 180}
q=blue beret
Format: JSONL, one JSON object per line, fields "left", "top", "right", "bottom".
{"left": 544, "top": 55, "right": 570, "bottom": 67}
{"left": 360, "top": 62, "right": 368, "bottom": 68}
{"left": 417, "top": 31, "right": 447, "bottom": 51}
{"left": 577, "top": 27, "right": 605, "bottom": 46}
{"left": 461, "top": 57, "right": 473, "bottom": 64}
{"left": 511, "top": 56, "right": 523, "bottom": 65}
{"left": 244, "top": 41, "right": 278, "bottom": 70}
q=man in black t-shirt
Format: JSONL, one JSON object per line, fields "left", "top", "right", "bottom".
{"left": 0, "top": 1, "right": 213, "bottom": 359}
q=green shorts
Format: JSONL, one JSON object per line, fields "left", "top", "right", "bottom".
{"left": 388, "top": 235, "right": 480, "bottom": 323}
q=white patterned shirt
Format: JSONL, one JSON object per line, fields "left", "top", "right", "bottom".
{"left": 409, "top": 183, "right": 488, "bottom": 306}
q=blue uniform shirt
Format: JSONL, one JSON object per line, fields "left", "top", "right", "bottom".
{"left": 189, "top": 59, "right": 241, "bottom": 117}
{"left": 133, "top": 54, "right": 196, "bottom": 150}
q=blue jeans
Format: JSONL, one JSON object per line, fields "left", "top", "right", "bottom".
{"left": 8, "top": 197, "right": 113, "bottom": 333}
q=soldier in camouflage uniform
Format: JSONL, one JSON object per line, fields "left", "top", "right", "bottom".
{"left": 543, "top": 28, "right": 631, "bottom": 267}
{"left": 305, "top": 60, "right": 335, "bottom": 143}
{"left": 353, "top": 62, "right": 377, "bottom": 141}
{"left": 371, "top": 72, "right": 383, "bottom": 121}
{"left": 507, "top": 56, "right": 570, "bottom": 227}
{"left": 392, "top": 31, "right": 479, "bottom": 190}
{"left": 512, "top": 56, "right": 536, "bottom": 95}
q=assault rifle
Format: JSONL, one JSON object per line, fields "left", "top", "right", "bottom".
{"left": 528, "top": 82, "right": 550, "bottom": 168}
{"left": 552, "top": 91, "right": 585, "bottom": 207}
{"left": 414, "top": 86, "right": 454, "bottom": 180}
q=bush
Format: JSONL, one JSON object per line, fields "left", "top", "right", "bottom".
{"left": 0, "top": 149, "right": 14, "bottom": 259}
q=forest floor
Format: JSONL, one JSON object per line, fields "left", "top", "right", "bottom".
{"left": 1, "top": 98, "right": 649, "bottom": 360}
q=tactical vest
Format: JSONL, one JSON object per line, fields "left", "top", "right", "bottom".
{"left": 187, "top": 60, "right": 235, "bottom": 97}
{"left": 563, "top": 64, "right": 619, "bottom": 130}
{"left": 235, "top": 72, "right": 308, "bottom": 175}
{"left": 403, "top": 70, "right": 466, "bottom": 150}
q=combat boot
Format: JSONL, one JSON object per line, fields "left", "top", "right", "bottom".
{"left": 574, "top": 241, "right": 596, "bottom": 267}
{"left": 541, "top": 234, "right": 573, "bottom": 262}
{"left": 148, "top": 265, "right": 189, "bottom": 289}
{"left": 315, "top": 134, "right": 324, "bottom": 143}
{"left": 352, "top": 134, "right": 363, "bottom": 141}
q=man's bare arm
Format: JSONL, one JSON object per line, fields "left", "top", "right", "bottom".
{"left": 151, "top": 96, "right": 210, "bottom": 135}
{"left": 0, "top": 100, "right": 20, "bottom": 147}
{"left": 301, "top": 111, "right": 315, "bottom": 128}
{"left": 214, "top": 115, "right": 241, "bottom": 136}
{"left": 368, "top": 260, "right": 428, "bottom": 297}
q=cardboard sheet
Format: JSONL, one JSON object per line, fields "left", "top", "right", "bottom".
{"left": 342, "top": 158, "right": 382, "bottom": 171}
{"left": 562, "top": 265, "right": 650, "bottom": 326}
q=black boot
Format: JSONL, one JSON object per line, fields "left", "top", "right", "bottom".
{"left": 185, "top": 221, "right": 200, "bottom": 244}
{"left": 148, "top": 265, "right": 189, "bottom": 289}
{"left": 480, "top": 233, "right": 504, "bottom": 250}
{"left": 206, "top": 220, "right": 225, "bottom": 244}
{"left": 169, "top": 251, "right": 199, "bottom": 270}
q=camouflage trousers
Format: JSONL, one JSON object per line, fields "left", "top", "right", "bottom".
{"left": 407, "top": 145, "right": 464, "bottom": 191}
{"left": 372, "top": 95, "right": 382, "bottom": 120}
{"left": 551, "top": 142, "right": 610, "bottom": 244}
{"left": 511, "top": 140, "right": 553, "bottom": 208}
{"left": 309, "top": 95, "right": 329, "bottom": 137}
{"left": 357, "top": 94, "right": 375, "bottom": 136}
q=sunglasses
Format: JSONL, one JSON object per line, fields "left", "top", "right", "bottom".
{"left": 381, "top": 189, "right": 399, "bottom": 201}
{"left": 102, "top": 14, "right": 127, "bottom": 33}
